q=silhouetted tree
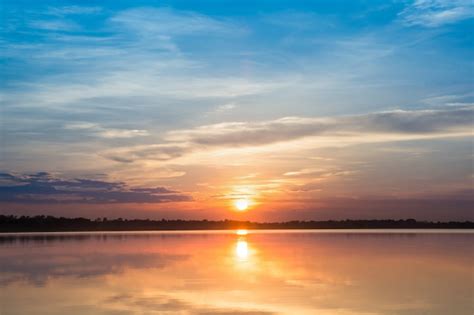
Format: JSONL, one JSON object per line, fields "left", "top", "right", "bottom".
{"left": 0, "top": 215, "right": 472, "bottom": 232}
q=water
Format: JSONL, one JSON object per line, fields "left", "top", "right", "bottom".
{"left": 0, "top": 230, "right": 472, "bottom": 315}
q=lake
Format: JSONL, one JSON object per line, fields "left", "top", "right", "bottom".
{"left": 0, "top": 230, "right": 472, "bottom": 315}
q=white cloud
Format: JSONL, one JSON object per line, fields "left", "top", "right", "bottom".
{"left": 64, "top": 122, "right": 149, "bottom": 139}
{"left": 47, "top": 6, "right": 102, "bottom": 16}
{"left": 283, "top": 168, "right": 356, "bottom": 181}
{"left": 110, "top": 7, "right": 242, "bottom": 37}
{"left": 400, "top": 0, "right": 474, "bottom": 27}
{"left": 5, "top": 74, "right": 283, "bottom": 109}
{"left": 29, "top": 20, "right": 80, "bottom": 31}
{"left": 215, "top": 103, "right": 236, "bottom": 112}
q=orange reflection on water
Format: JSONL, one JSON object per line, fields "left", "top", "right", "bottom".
{"left": 0, "top": 231, "right": 472, "bottom": 315}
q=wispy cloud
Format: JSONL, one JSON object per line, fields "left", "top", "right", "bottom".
{"left": 262, "top": 11, "right": 333, "bottom": 30}
{"left": 283, "top": 168, "right": 355, "bottom": 178}
{"left": 4, "top": 74, "right": 286, "bottom": 111}
{"left": 16, "top": 5, "right": 101, "bottom": 33}
{"left": 110, "top": 7, "right": 243, "bottom": 37}
{"left": 64, "top": 122, "right": 149, "bottom": 139}
{"left": 102, "top": 106, "right": 473, "bottom": 163}
{"left": 2, "top": 5, "right": 264, "bottom": 111}
{"left": 102, "top": 144, "right": 191, "bottom": 163}
{"left": 29, "top": 20, "right": 80, "bottom": 31}
{"left": 400, "top": 0, "right": 474, "bottom": 27}
{"left": 214, "top": 103, "right": 237, "bottom": 113}
{"left": 46, "top": 6, "right": 102, "bottom": 16}
{"left": 166, "top": 106, "right": 472, "bottom": 145}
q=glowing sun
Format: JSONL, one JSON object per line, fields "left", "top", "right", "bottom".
{"left": 234, "top": 199, "right": 249, "bottom": 211}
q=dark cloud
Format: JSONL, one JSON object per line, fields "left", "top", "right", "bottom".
{"left": 0, "top": 172, "right": 191, "bottom": 204}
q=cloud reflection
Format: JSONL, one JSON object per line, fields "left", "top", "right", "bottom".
{"left": 0, "top": 233, "right": 189, "bottom": 286}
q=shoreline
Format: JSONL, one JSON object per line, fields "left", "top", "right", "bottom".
{"left": 1, "top": 228, "right": 473, "bottom": 234}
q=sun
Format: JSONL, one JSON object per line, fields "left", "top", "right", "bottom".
{"left": 234, "top": 199, "right": 249, "bottom": 211}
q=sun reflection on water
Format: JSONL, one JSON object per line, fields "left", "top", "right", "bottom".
{"left": 236, "top": 229, "right": 248, "bottom": 236}
{"left": 235, "top": 240, "right": 249, "bottom": 260}
{"left": 234, "top": 230, "right": 252, "bottom": 262}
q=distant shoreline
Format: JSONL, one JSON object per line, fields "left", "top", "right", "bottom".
{"left": 1, "top": 215, "right": 472, "bottom": 232}
{"left": 1, "top": 229, "right": 473, "bottom": 236}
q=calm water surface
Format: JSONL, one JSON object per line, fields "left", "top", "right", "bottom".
{"left": 0, "top": 230, "right": 472, "bottom": 315}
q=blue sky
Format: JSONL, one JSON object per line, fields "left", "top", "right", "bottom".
{"left": 0, "top": 0, "right": 473, "bottom": 220}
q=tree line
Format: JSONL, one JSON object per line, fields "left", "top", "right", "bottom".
{"left": 0, "top": 215, "right": 472, "bottom": 232}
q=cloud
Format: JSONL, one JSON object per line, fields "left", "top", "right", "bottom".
{"left": 1, "top": 6, "right": 269, "bottom": 113}
{"left": 46, "top": 6, "right": 102, "bottom": 16}
{"left": 2, "top": 68, "right": 282, "bottom": 115}
{"left": 262, "top": 10, "right": 333, "bottom": 30}
{"left": 64, "top": 122, "right": 149, "bottom": 138}
{"left": 110, "top": 7, "right": 241, "bottom": 37}
{"left": 102, "top": 106, "right": 473, "bottom": 163}
{"left": 29, "top": 20, "right": 80, "bottom": 31}
{"left": 0, "top": 172, "right": 191, "bottom": 204}
{"left": 169, "top": 106, "right": 473, "bottom": 145}
{"left": 399, "top": 0, "right": 474, "bottom": 27}
{"left": 214, "top": 103, "right": 237, "bottom": 113}
{"left": 102, "top": 144, "right": 191, "bottom": 163}
{"left": 166, "top": 117, "right": 329, "bottom": 146}
{"left": 283, "top": 168, "right": 355, "bottom": 178}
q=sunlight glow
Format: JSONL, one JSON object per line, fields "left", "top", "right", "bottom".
{"left": 236, "top": 229, "right": 248, "bottom": 235}
{"left": 234, "top": 199, "right": 249, "bottom": 211}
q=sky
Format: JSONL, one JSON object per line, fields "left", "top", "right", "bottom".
{"left": 0, "top": 0, "right": 473, "bottom": 221}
